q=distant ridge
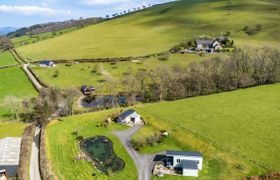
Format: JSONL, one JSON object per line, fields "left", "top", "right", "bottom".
{"left": 0, "top": 27, "right": 18, "bottom": 36}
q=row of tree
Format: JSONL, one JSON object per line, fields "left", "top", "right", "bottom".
{"left": 108, "top": 4, "right": 152, "bottom": 18}
{"left": 4, "top": 88, "right": 80, "bottom": 124}
{"left": 97, "top": 46, "right": 280, "bottom": 105}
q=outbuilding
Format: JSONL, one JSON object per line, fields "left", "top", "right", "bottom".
{"left": 117, "top": 109, "right": 142, "bottom": 125}
{"left": 166, "top": 150, "right": 203, "bottom": 177}
{"left": 39, "top": 60, "right": 55, "bottom": 67}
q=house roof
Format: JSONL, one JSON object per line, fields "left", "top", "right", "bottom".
{"left": 119, "top": 109, "right": 139, "bottom": 119}
{"left": 39, "top": 60, "right": 53, "bottom": 65}
{"left": 166, "top": 150, "right": 202, "bottom": 157}
{"left": 181, "top": 160, "right": 199, "bottom": 170}
{"left": 196, "top": 39, "right": 214, "bottom": 46}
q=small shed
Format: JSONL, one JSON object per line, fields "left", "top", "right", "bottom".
{"left": 117, "top": 109, "right": 142, "bottom": 125}
{"left": 39, "top": 60, "right": 55, "bottom": 67}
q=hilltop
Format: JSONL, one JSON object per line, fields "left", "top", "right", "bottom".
{"left": 16, "top": 0, "right": 280, "bottom": 61}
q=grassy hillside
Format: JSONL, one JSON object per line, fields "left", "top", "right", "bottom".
{"left": 11, "top": 27, "right": 78, "bottom": 48}
{"left": 135, "top": 84, "right": 280, "bottom": 173}
{"left": 17, "top": 0, "right": 280, "bottom": 61}
{"left": 0, "top": 51, "right": 18, "bottom": 66}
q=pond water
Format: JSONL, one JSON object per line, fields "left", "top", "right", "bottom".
{"left": 79, "top": 136, "right": 125, "bottom": 173}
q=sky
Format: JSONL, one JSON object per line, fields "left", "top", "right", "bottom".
{"left": 0, "top": 0, "right": 172, "bottom": 27}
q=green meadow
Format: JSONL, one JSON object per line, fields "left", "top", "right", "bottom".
{"left": 0, "top": 51, "right": 18, "bottom": 66}
{"left": 17, "top": 0, "right": 280, "bottom": 60}
{"left": 46, "top": 111, "right": 137, "bottom": 180}
{"left": 0, "top": 67, "right": 37, "bottom": 121}
{"left": 133, "top": 83, "right": 280, "bottom": 177}
{"left": 31, "top": 54, "right": 220, "bottom": 89}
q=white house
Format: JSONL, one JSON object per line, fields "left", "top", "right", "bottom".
{"left": 39, "top": 60, "right": 56, "bottom": 67}
{"left": 117, "top": 109, "right": 142, "bottom": 125}
{"left": 166, "top": 150, "right": 203, "bottom": 177}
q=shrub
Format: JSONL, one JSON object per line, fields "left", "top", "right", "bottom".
{"left": 40, "top": 126, "right": 55, "bottom": 180}
{"left": 17, "top": 124, "right": 36, "bottom": 180}
{"left": 158, "top": 53, "right": 170, "bottom": 61}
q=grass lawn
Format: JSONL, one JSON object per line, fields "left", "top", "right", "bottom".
{"left": 0, "top": 67, "right": 37, "bottom": 121}
{"left": 0, "top": 122, "right": 26, "bottom": 139}
{"left": 132, "top": 84, "right": 280, "bottom": 179}
{"left": 17, "top": 0, "right": 280, "bottom": 60}
{"left": 31, "top": 53, "right": 220, "bottom": 90}
{"left": 46, "top": 110, "right": 137, "bottom": 180}
{"left": 0, "top": 51, "right": 18, "bottom": 66}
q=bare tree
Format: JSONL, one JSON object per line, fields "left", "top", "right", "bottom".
{"left": 4, "top": 96, "right": 22, "bottom": 121}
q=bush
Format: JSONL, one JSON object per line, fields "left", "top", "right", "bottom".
{"left": 158, "top": 53, "right": 170, "bottom": 61}
{"left": 17, "top": 124, "right": 36, "bottom": 180}
{"left": 40, "top": 126, "right": 55, "bottom": 180}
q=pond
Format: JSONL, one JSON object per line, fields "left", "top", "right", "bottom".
{"left": 79, "top": 136, "right": 125, "bottom": 173}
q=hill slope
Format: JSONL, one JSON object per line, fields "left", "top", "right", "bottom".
{"left": 17, "top": 0, "right": 280, "bottom": 61}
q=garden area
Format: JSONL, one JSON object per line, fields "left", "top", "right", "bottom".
{"left": 46, "top": 110, "right": 137, "bottom": 180}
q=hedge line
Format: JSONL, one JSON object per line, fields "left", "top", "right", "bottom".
{"left": 39, "top": 126, "right": 54, "bottom": 180}
{"left": 27, "top": 66, "right": 48, "bottom": 88}
{"left": 30, "top": 51, "right": 169, "bottom": 64}
{"left": 17, "top": 123, "right": 36, "bottom": 180}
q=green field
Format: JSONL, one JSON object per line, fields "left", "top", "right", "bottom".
{"left": 11, "top": 27, "right": 79, "bottom": 48}
{"left": 31, "top": 54, "right": 220, "bottom": 89}
{"left": 0, "top": 122, "right": 26, "bottom": 139}
{"left": 46, "top": 110, "right": 137, "bottom": 180}
{"left": 0, "top": 51, "right": 18, "bottom": 66}
{"left": 0, "top": 67, "right": 37, "bottom": 121}
{"left": 17, "top": 0, "right": 280, "bottom": 60}
{"left": 134, "top": 84, "right": 280, "bottom": 177}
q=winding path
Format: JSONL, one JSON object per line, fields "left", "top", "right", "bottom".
{"left": 113, "top": 125, "right": 156, "bottom": 180}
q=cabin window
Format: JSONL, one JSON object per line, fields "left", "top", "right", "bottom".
{"left": 177, "top": 159, "right": 181, "bottom": 163}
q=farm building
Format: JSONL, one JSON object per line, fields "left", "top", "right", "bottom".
{"left": 196, "top": 39, "right": 221, "bottom": 51}
{"left": 39, "top": 60, "right": 56, "bottom": 67}
{"left": 166, "top": 150, "right": 203, "bottom": 177}
{"left": 117, "top": 109, "right": 142, "bottom": 125}
{"left": 80, "top": 85, "right": 95, "bottom": 95}
{"left": 0, "top": 137, "right": 21, "bottom": 178}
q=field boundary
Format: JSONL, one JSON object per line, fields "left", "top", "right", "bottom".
{"left": 0, "top": 64, "right": 19, "bottom": 69}
{"left": 28, "top": 51, "right": 169, "bottom": 64}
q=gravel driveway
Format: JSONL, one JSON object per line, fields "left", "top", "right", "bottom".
{"left": 113, "top": 125, "right": 156, "bottom": 180}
